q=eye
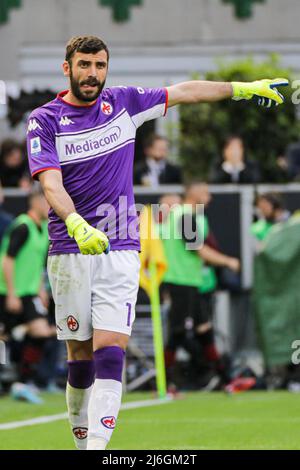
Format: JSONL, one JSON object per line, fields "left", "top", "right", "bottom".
{"left": 97, "top": 63, "right": 106, "bottom": 69}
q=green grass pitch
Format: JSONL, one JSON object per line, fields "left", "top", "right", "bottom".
{"left": 0, "top": 391, "right": 299, "bottom": 450}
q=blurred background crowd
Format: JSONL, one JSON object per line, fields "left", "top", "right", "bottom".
{"left": 1, "top": 0, "right": 300, "bottom": 402}
{"left": 1, "top": 130, "right": 300, "bottom": 402}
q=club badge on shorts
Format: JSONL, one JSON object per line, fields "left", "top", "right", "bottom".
{"left": 101, "top": 416, "right": 116, "bottom": 429}
{"left": 67, "top": 315, "right": 79, "bottom": 332}
{"left": 73, "top": 427, "right": 88, "bottom": 440}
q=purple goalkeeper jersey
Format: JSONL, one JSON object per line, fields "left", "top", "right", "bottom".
{"left": 26, "top": 86, "right": 168, "bottom": 255}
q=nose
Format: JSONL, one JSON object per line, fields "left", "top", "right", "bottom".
{"left": 89, "top": 64, "right": 98, "bottom": 77}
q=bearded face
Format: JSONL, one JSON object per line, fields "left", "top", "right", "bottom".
{"left": 66, "top": 50, "right": 108, "bottom": 103}
{"left": 69, "top": 66, "right": 106, "bottom": 102}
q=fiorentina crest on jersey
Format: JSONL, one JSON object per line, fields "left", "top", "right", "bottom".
{"left": 101, "top": 416, "right": 116, "bottom": 429}
{"left": 73, "top": 427, "right": 88, "bottom": 440}
{"left": 101, "top": 101, "right": 113, "bottom": 115}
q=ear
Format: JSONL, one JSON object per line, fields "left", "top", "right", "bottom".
{"left": 62, "top": 61, "right": 70, "bottom": 77}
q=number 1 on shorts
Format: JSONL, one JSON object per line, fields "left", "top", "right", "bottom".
{"left": 126, "top": 302, "right": 131, "bottom": 327}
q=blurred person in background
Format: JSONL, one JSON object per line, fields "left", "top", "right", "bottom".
{"left": 251, "top": 192, "right": 290, "bottom": 250}
{"left": 194, "top": 183, "right": 232, "bottom": 386}
{"left": 134, "top": 134, "right": 182, "bottom": 186}
{"left": 0, "top": 187, "right": 56, "bottom": 402}
{"left": 286, "top": 140, "right": 300, "bottom": 181}
{"left": 263, "top": 154, "right": 289, "bottom": 183}
{"left": 210, "top": 135, "right": 261, "bottom": 184}
{"left": 159, "top": 182, "right": 239, "bottom": 390}
{"left": 0, "top": 139, "right": 31, "bottom": 189}
{"left": 0, "top": 180, "right": 13, "bottom": 243}
{"left": 156, "top": 193, "right": 182, "bottom": 224}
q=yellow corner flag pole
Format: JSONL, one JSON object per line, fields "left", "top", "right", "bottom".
{"left": 139, "top": 205, "right": 168, "bottom": 399}
{"left": 149, "top": 260, "right": 167, "bottom": 398}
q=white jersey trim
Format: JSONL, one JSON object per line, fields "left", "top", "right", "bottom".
{"left": 131, "top": 103, "right": 166, "bottom": 128}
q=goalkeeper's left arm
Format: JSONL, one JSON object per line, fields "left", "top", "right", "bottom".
{"left": 166, "top": 78, "right": 289, "bottom": 108}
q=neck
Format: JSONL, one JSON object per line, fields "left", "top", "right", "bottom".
{"left": 28, "top": 209, "right": 42, "bottom": 226}
{"left": 148, "top": 157, "right": 164, "bottom": 164}
{"left": 63, "top": 90, "right": 97, "bottom": 107}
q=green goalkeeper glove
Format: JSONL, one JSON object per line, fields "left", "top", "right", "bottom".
{"left": 65, "top": 213, "right": 110, "bottom": 255}
{"left": 231, "top": 78, "right": 289, "bottom": 108}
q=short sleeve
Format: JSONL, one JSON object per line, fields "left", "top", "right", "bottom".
{"left": 112, "top": 86, "right": 168, "bottom": 128}
{"left": 6, "top": 224, "right": 29, "bottom": 257}
{"left": 26, "top": 112, "right": 61, "bottom": 180}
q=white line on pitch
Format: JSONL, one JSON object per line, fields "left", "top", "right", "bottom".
{"left": 0, "top": 396, "right": 173, "bottom": 431}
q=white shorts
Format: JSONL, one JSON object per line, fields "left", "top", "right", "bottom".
{"left": 47, "top": 250, "right": 140, "bottom": 341}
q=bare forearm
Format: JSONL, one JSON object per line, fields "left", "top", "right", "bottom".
{"left": 44, "top": 184, "right": 75, "bottom": 221}
{"left": 199, "top": 244, "right": 231, "bottom": 267}
{"left": 39, "top": 170, "right": 76, "bottom": 221}
{"left": 2, "top": 256, "right": 16, "bottom": 296}
{"left": 167, "top": 81, "right": 233, "bottom": 107}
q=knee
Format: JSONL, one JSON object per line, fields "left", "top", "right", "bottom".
{"left": 67, "top": 339, "right": 93, "bottom": 361}
{"left": 27, "top": 319, "right": 53, "bottom": 338}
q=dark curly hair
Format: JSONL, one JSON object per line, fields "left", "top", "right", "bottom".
{"left": 65, "top": 36, "right": 109, "bottom": 64}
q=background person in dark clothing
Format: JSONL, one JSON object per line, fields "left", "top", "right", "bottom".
{"left": 210, "top": 135, "right": 261, "bottom": 184}
{"left": 0, "top": 139, "right": 31, "bottom": 189}
{"left": 134, "top": 134, "right": 182, "bottom": 186}
{"left": 160, "top": 182, "right": 240, "bottom": 390}
{"left": 0, "top": 188, "right": 56, "bottom": 400}
{"left": 286, "top": 141, "right": 300, "bottom": 181}
{"left": 0, "top": 181, "right": 13, "bottom": 243}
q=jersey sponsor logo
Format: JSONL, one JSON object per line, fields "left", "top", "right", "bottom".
{"left": 67, "top": 315, "right": 79, "bottom": 332}
{"left": 101, "top": 416, "right": 116, "bottom": 429}
{"left": 30, "top": 137, "right": 41, "bottom": 154}
{"left": 64, "top": 126, "right": 121, "bottom": 158}
{"left": 73, "top": 427, "right": 88, "bottom": 440}
{"left": 101, "top": 101, "right": 113, "bottom": 115}
{"left": 27, "top": 118, "right": 42, "bottom": 133}
{"left": 55, "top": 111, "right": 136, "bottom": 164}
{"left": 59, "top": 116, "right": 74, "bottom": 126}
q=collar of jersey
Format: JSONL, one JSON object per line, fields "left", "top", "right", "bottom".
{"left": 57, "top": 90, "right": 100, "bottom": 108}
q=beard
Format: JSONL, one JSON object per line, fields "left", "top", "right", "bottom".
{"left": 70, "top": 69, "right": 106, "bottom": 103}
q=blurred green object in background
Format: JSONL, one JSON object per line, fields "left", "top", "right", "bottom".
{"left": 254, "top": 214, "right": 300, "bottom": 367}
{"left": 179, "top": 56, "right": 298, "bottom": 181}
{"left": 223, "top": 0, "right": 266, "bottom": 19}
{"left": 0, "top": 0, "right": 21, "bottom": 26}
{"left": 100, "top": 0, "right": 142, "bottom": 22}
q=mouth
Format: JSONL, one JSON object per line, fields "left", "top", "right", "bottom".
{"left": 81, "top": 83, "right": 99, "bottom": 91}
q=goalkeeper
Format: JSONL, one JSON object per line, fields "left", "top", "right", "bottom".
{"left": 26, "top": 35, "right": 288, "bottom": 451}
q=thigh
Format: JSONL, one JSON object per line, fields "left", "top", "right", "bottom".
{"left": 193, "top": 292, "right": 212, "bottom": 326}
{"left": 47, "top": 254, "right": 93, "bottom": 341}
{"left": 167, "top": 284, "right": 195, "bottom": 332}
{"left": 22, "top": 296, "right": 48, "bottom": 323}
{"left": 91, "top": 251, "right": 140, "bottom": 337}
{"left": 0, "top": 295, "right": 24, "bottom": 333}
{"left": 0, "top": 295, "right": 7, "bottom": 331}
{"left": 93, "top": 330, "right": 129, "bottom": 352}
